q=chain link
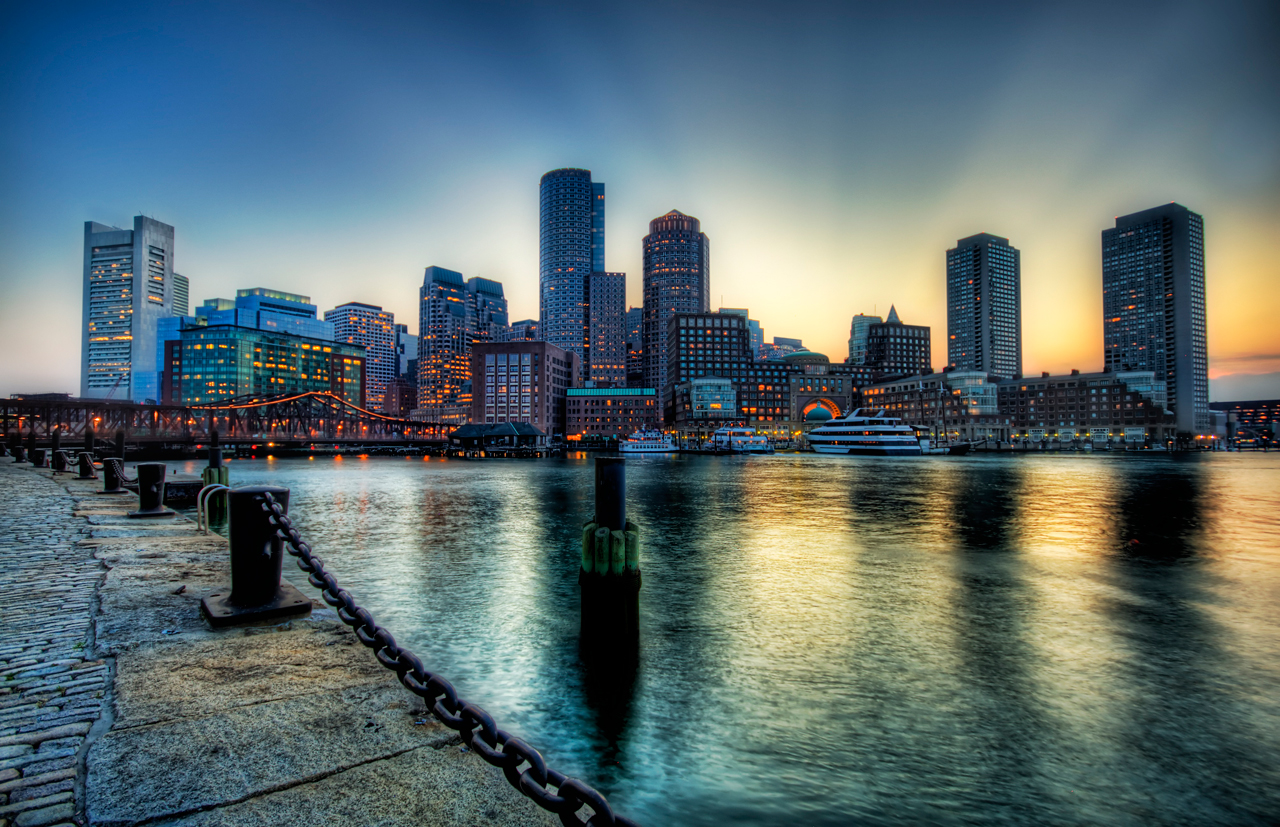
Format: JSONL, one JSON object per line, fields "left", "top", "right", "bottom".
{"left": 259, "top": 492, "right": 639, "bottom": 827}
{"left": 106, "top": 457, "right": 136, "bottom": 484}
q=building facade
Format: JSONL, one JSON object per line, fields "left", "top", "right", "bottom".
{"left": 173, "top": 274, "right": 190, "bottom": 318}
{"left": 859, "top": 370, "right": 1013, "bottom": 443}
{"left": 946, "top": 233, "right": 1022, "bottom": 379}
{"left": 82, "top": 216, "right": 178, "bottom": 403}
{"left": 671, "top": 376, "right": 737, "bottom": 435}
{"left": 720, "top": 308, "right": 763, "bottom": 359}
{"left": 643, "top": 210, "right": 710, "bottom": 398}
{"left": 393, "top": 323, "right": 417, "bottom": 384}
{"left": 760, "top": 337, "right": 804, "bottom": 361}
{"left": 566, "top": 387, "right": 660, "bottom": 439}
{"left": 997, "top": 369, "right": 1173, "bottom": 443}
{"left": 625, "top": 307, "right": 644, "bottom": 387}
{"left": 324, "top": 302, "right": 396, "bottom": 409}
{"left": 162, "top": 326, "right": 365, "bottom": 407}
{"left": 417, "top": 266, "right": 508, "bottom": 420}
{"left": 847, "top": 313, "right": 881, "bottom": 364}
{"left": 1102, "top": 203, "right": 1209, "bottom": 434}
{"left": 505, "top": 319, "right": 539, "bottom": 342}
{"left": 865, "top": 306, "right": 931, "bottom": 378}
{"left": 469, "top": 341, "right": 580, "bottom": 435}
{"left": 539, "top": 168, "right": 604, "bottom": 376}
{"left": 587, "top": 271, "right": 626, "bottom": 386}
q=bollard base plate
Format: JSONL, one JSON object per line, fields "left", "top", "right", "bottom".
{"left": 200, "top": 583, "right": 313, "bottom": 628}
{"left": 126, "top": 508, "right": 177, "bottom": 519}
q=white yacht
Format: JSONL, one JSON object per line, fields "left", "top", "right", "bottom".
{"left": 711, "top": 425, "right": 774, "bottom": 454}
{"left": 806, "top": 409, "right": 923, "bottom": 456}
{"left": 619, "top": 430, "right": 678, "bottom": 454}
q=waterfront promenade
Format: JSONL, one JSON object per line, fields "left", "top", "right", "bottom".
{"left": 0, "top": 460, "right": 556, "bottom": 826}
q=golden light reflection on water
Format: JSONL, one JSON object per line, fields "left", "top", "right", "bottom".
{"left": 217, "top": 452, "right": 1280, "bottom": 827}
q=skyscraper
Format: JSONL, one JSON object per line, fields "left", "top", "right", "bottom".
{"left": 847, "top": 313, "right": 882, "bottom": 364}
{"left": 1102, "top": 203, "right": 1208, "bottom": 434}
{"left": 417, "top": 266, "right": 509, "bottom": 420}
{"left": 81, "top": 216, "right": 177, "bottom": 402}
{"left": 642, "top": 209, "right": 710, "bottom": 400}
{"left": 173, "top": 274, "right": 190, "bottom": 317}
{"left": 587, "top": 271, "right": 626, "bottom": 386}
{"left": 540, "top": 168, "right": 604, "bottom": 375}
{"left": 864, "top": 306, "right": 931, "bottom": 378}
{"left": 324, "top": 302, "right": 396, "bottom": 409}
{"left": 946, "top": 233, "right": 1022, "bottom": 379}
{"left": 624, "top": 307, "right": 644, "bottom": 387}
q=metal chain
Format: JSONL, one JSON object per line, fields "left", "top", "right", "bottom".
{"left": 107, "top": 457, "right": 136, "bottom": 484}
{"left": 259, "top": 492, "right": 639, "bottom": 827}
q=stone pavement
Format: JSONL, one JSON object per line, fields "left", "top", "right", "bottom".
{"left": 0, "top": 459, "right": 560, "bottom": 827}
{"left": 0, "top": 461, "right": 108, "bottom": 827}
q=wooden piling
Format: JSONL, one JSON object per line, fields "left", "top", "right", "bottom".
{"left": 580, "top": 457, "right": 641, "bottom": 653}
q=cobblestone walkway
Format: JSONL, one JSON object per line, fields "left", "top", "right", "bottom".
{"left": 0, "top": 462, "right": 108, "bottom": 827}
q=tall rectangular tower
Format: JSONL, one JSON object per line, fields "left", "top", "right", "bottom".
{"left": 540, "top": 168, "right": 600, "bottom": 376}
{"left": 418, "top": 266, "right": 472, "bottom": 412}
{"left": 81, "top": 216, "right": 176, "bottom": 402}
{"left": 946, "top": 233, "right": 1022, "bottom": 379}
{"left": 324, "top": 302, "right": 396, "bottom": 409}
{"left": 587, "top": 271, "right": 626, "bottom": 386}
{"left": 1102, "top": 203, "right": 1208, "bottom": 434}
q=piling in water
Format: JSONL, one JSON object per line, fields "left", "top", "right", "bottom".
{"left": 580, "top": 457, "right": 641, "bottom": 654}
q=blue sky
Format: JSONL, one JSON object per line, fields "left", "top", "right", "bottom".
{"left": 2, "top": 0, "right": 1277, "bottom": 398}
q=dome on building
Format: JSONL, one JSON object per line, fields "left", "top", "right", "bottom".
{"left": 805, "top": 406, "right": 835, "bottom": 422}
{"left": 783, "top": 350, "right": 829, "bottom": 365}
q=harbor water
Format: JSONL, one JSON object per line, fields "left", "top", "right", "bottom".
{"left": 188, "top": 452, "right": 1280, "bottom": 826}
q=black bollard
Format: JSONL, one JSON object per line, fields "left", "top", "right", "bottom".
{"left": 114, "top": 429, "right": 126, "bottom": 461}
{"left": 25, "top": 430, "right": 36, "bottom": 463}
{"left": 77, "top": 452, "right": 98, "bottom": 480}
{"left": 200, "top": 486, "right": 312, "bottom": 627}
{"left": 100, "top": 459, "right": 128, "bottom": 494}
{"left": 580, "top": 457, "right": 641, "bottom": 654}
{"left": 127, "top": 463, "right": 175, "bottom": 518}
{"left": 12, "top": 445, "right": 26, "bottom": 463}
{"left": 50, "top": 427, "right": 61, "bottom": 458}
{"left": 85, "top": 426, "right": 96, "bottom": 457}
{"left": 51, "top": 450, "right": 72, "bottom": 473}
{"left": 30, "top": 448, "right": 47, "bottom": 468}
{"left": 5, "top": 431, "right": 16, "bottom": 453}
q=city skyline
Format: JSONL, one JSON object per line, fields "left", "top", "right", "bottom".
{"left": 2, "top": 2, "right": 1278, "bottom": 400}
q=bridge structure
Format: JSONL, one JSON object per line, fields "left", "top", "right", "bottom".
{"left": 1, "top": 392, "right": 454, "bottom": 446}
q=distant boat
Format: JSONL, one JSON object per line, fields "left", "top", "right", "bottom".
{"left": 619, "top": 430, "right": 678, "bottom": 454}
{"left": 806, "top": 409, "right": 923, "bottom": 456}
{"left": 711, "top": 425, "right": 774, "bottom": 454}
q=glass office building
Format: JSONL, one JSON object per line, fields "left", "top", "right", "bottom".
{"left": 946, "top": 233, "right": 1022, "bottom": 379}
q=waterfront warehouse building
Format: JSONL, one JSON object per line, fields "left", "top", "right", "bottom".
{"left": 162, "top": 326, "right": 365, "bottom": 407}
{"left": 324, "top": 303, "right": 396, "bottom": 409}
{"left": 864, "top": 306, "right": 931, "bottom": 379}
{"left": 587, "top": 271, "right": 627, "bottom": 386}
{"left": 470, "top": 341, "right": 580, "bottom": 436}
{"left": 539, "top": 168, "right": 605, "bottom": 379}
{"left": 82, "top": 216, "right": 184, "bottom": 403}
{"left": 859, "top": 371, "right": 1013, "bottom": 443}
{"left": 566, "top": 387, "right": 660, "bottom": 440}
{"left": 997, "top": 370, "right": 1173, "bottom": 444}
{"left": 946, "top": 233, "right": 1022, "bottom": 379}
{"left": 417, "top": 266, "right": 509, "bottom": 422}
{"left": 1102, "top": 203, "right": 1209, "bottom": 435}
{"left": 643, "top": 210, "right": 710, "bottom": 399}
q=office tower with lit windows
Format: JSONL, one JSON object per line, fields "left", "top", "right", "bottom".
{"left": 864, "top": 306, "right": 931, "bottom": 378}
{"left": 81, "top": 216, "right": 178, "bottom": 402}
{"left": 324, "top": 302, "right": 396, "bottom": 409}
{"left": 625, "top": 306, "right": 644, "bottom": 386}
{"left": 720, "top": 308, "right": 763, "bottom": 359}
{"left": 417, "top": 266, "right": 510, "bottom": 420}
{"left": 642, "top": 210, "right": 710, "bottom": 399}
{"left": 587, "top": 271, "right": 626, "bottom": 386}
{"left": 505, "top": 319, "right": 539, "bottom": 342}
{"left": 847, "top": 313, "right": 882, "bottom": 364}
{"left": 539, "top": 168, "right": 605, "bottom": 377}
{"left": 1102, "top": 203, "right": 1208, "bottom": 434}
{"left": 946, "top": 233, "right": 1022, "bottom": 379}
{"left": 468, "top": 277, "right": 509, "bottom": 345}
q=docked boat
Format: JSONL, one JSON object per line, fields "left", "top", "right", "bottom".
{"left": 806, "top": 409, "right": 923, "bottom": 456}
{"left": 619, "top": 430, "right": 678, "bottom": 454}
{"left": 711, "top": 425, "right": 774, "bottom": 454}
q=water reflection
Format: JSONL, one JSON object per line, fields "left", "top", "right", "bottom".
{"left": 216, "top": 453, "right": 1280, "bottom": 826}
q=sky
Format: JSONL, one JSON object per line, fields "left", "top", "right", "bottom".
{"left": 2, "top": 0, "right": 1278, "bottom": 399}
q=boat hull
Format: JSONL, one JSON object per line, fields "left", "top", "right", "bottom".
{"left": 812, "top": 444, "right": 923, "bottom": 456}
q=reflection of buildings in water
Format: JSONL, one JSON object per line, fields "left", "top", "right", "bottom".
{"left": 945, "top": 463, "right": 1021, "bottom": 551}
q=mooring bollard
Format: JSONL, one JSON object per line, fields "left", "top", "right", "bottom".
{"left": 52, "top": 450, "right": 72, "bottom": 474}
{"left": 100, "top": 458, "right": 128, "bottom": 494}
{"left": 77, "top": 452, "right": 98, "bottom": 480}
{"left": 50, "top": 427, "right": 61, "bottom": 460}
{"left": 127, "top": 463, "right": 176, "bottom": 519}
{"left": 201, "top": 430, "right": 230, "bottom": 523}
{"left": 30, "top": 448, "right": 47, "bottom": 468}
{"left": 579, "top": 457, "right": 641, "bottom": 651}
{"left": 12, "top": 445, "right": 26, "bottom": 463}
{"left": 25, "top": 431, "right": 37, "bottom": 464}
{"left": 84, "top": 426, "right": 96, "bottom": 457}
{"left": 200, "top": 486, "right": 312, "bottom": 627}
{"left": 114, "top": 429, "right": 126, "bottom": 462}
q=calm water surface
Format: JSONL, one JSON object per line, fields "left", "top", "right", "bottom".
{"left": 186, "top": 452, "right": 1280, "bottom": 826}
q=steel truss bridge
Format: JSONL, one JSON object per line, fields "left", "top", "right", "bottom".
{"left": 1, "top": 392, "right": 453, "bottom": 445}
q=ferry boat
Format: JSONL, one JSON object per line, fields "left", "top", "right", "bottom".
{"left": 711, "top": 425, "right": 774, "bottom": 454}
{"left": 805, "top": 409, "right": 923, "bottom": 456}
{"left": 619, "top": 430, "right": 678, "bottom": 454}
